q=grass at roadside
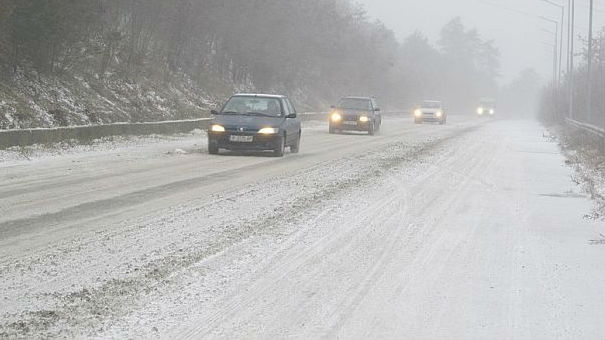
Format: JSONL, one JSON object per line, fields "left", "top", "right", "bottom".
{"left": 553, "top": 125, "right": 605, "bottom": 220}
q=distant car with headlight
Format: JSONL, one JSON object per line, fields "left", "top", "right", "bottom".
{"left": 414, "top": 100, "right": 447, "bottom": 125}
{"left": 477, "top": 99, "right": 496, "bottom": 117}
{"left": 208, "top": 94, "right": 301, "bottom": 157}
{"left": 329, "top": 96, "right": 382, "bottom": 135}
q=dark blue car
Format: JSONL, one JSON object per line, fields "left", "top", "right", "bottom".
{"left": 208, "top": 94, "right": 302, "bottom": 157}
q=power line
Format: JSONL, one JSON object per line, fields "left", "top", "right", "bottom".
{"left": 478, "top": 0, "right": 538, "bottom": 17}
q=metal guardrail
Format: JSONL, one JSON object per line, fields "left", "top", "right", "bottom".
{"left": 0, "top": 112, "right": 330, "bottom": 149}
{"left": 565, "top": 118, "right": 605, "bottom": 139}
{"left": 0, "top": 111, "right": 411, "bottom": 149}
{"left": 0, "top": 118, "right": 214, "bottom": 149}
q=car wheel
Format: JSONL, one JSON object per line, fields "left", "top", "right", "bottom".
{"left": 329, "top": 126, "right": 335, "bottom": 134}
{"left": 208, "top": 142, "right": 219, "bottom": 155}
{"left": 368, "top": 122, "right": 375, "bottom": 136}
{"left": 290, "top": 132, "right": 301, "bottom": 153}
{"left": 273, "top": 136, "right": 285, "bottom": 157}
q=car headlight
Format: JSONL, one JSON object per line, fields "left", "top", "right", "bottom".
{"left": 477, "top": 107, "right": 484, "bottom": 115}
{"left": 489, "top": 109, "right": 495, "bottom": 115}
{"left": 331, "top": 113, "right": 342, "bottom": 122}
{"left": 435, "top": 111, "right": 443, "bottom": 118}
{"left": 414, "top": 109, "right": 423, "bottom": 117}
{"left": 258, "top": 127, "right": 279, "bottom": 135}
{"left": 211, "top": 124, "right": 225, "bottom": 132}
{"left": 359, "top": 115, "right": 370, "bottom": 122}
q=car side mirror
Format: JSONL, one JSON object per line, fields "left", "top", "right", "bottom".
{"left": 210, "top": 109, "right": 219, "bottom": 115}
{"left": 330, "top": 105, "right": 335, "bottom": 109}
{"left": 374, "top": 107, "right": 381, "bottom": 112}
{"left": 286, "top": 113, "right": 297, "bottom": 119}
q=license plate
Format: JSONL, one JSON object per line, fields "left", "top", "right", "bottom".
{"left": 344, "top": 121, "right": 358, "bottom": 126}
{"left": 229, "top": 135, "right": 254, "bottom": 143}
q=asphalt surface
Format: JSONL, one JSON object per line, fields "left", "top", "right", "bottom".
{"left": 1, "top": 116, "right": 603, "bottom": 339}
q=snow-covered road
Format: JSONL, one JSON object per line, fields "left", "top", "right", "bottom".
{"left": 1, "top": 117, "right": 603, "bottom": 339}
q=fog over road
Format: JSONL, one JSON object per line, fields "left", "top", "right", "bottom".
{"left": 1, "top": 117, "right": 603, "bottom": 339}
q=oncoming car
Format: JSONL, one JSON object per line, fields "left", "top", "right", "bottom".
{"left": 477, "top": 99, "right": 496, "bottom": 117}
{"left": 329, "top": 96, "right": 382, "bottom": 135}
{"left": 414, "top": 100, "right": 447, "bottom": 125}
{"left": 208, "top": 94, "right": 302, "bottom": 157}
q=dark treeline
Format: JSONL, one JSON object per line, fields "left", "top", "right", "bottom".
{"left": 540, "top": 27, "right": 605, "bottom": 129}
{"left": 0, "top": 0, "right": 500, "bottom": 128}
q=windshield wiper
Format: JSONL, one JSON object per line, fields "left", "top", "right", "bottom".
{"left": 220, "top": 111, "right": 240, "bottom": 115}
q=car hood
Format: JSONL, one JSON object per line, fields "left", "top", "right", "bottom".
{"left": 338, "top": 109, "right": 371, "bottom": 116}
{"left": 212, "top": 115, "right": 285, "bottom": 129}
{"left": 420, "top": 108, "right": 442, "bottom": 113}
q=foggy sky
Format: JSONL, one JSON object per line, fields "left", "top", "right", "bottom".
{"left": 356, "top": 0, "right": 604, "bottom": 85}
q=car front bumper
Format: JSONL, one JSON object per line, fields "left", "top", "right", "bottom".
{"left": 208, "top": 132, "right": 281, "bottom": 151}
{"left": 330, "top": 120, "right": 371, "bottom": 131}
{"left": 417, "top": 115, "right": 444, "bottom": 122}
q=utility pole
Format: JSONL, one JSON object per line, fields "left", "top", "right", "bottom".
{"left": 567, "top": 0, "right": 571, "bottom": 76}
{"left": 568, "top": 0, "right": 575, "bottom": 119}
{"left": 542, "top": 29, "right": 559, "bottom": 86}
{"left": 541, "top": 0, "right": 565, "bottom": 83}
{"left": 542, "top": 40, "right": 558, "bottom": 121}
{"left": 586, "top": 0, "right": 593, "bottom": 126}
{"left": 553, "top": 43, "right": 558, "bottom": 107}
{"left": 540, "top": 17, "right": 560, "bottom": 85}
{"left": 558, "top": 3, "right": 564, "bottom": 83}
{"left": 540, "top": 16, "right": 560, "bottom": 104}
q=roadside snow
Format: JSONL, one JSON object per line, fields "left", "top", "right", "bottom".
{"left": 0, "top": 129, "right": 207, "bottom": 166}
{"left": 2, "top": 119, "right": 603, "bottom": 340}
{"left": 0, "top": 119, "right": 466, "bottom": 339}
{"left": 0, "top": 119, "right": 325, "bottom": 165}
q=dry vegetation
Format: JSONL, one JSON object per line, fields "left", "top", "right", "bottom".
{"left": 557, "top": 125, "right": 605, "bottom": 219}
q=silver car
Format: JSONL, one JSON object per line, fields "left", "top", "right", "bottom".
{"left": 414, "top": 100, "right": 447, "bottom": 125}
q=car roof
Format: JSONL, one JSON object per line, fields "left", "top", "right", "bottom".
{"left": 233, "top": 93, "right": 286, "bottom": 99}
{"left": 423, "top": 100, "right": 442, "bottom": 103}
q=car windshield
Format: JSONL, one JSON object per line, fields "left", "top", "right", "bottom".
{"left": 338, "top": 98, "right": 372, "bottom": 110}
{"left": 222, "top": 97, "right": 283, "bottom": 117}
{"left": 423, "top": 101, "right": 442, "bottom": 109}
